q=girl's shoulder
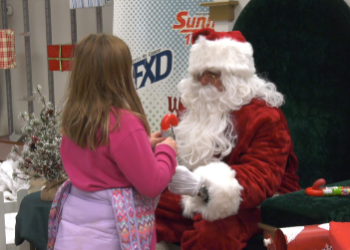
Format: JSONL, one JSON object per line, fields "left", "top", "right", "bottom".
{"left": 109, "top": 108, "right": 144, "bottom": 133}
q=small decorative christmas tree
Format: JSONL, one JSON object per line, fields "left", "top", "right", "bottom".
{"left": 10, "top": 85, "right": 66, "bottom": 183}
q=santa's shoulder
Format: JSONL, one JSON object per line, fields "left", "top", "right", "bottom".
{"left": 233, "top": 98, "right": 286, "bottom": 125}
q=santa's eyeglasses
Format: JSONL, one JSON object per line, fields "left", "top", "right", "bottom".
{"left": 196, "top": 70, "right": 221, "bottom": 82}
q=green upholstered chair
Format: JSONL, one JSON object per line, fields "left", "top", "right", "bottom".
{"left": 15, "top": 191, "right": 52, "bottom": 250}
{"left": 233, "top": 0, "right": 350, "bottom": 248}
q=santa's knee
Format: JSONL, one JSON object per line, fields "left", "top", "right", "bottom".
{"left": 156, "top": 241, "right": 181, "bottom": 250}
{"left": 181, "top": 227, "right": 245, "bottom": 250}
{"left": 181, "top": 215, "right": 256, "bottom": 250}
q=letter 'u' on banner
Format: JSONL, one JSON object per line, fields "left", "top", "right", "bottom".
{"left": 113, "top": 0, "right": 216, "bottom": 132}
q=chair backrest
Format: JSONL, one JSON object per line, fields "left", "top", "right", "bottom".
{"left": 0, "top": 189, "right": 28, "bottom": 250}
{"left": 233, "top": 0, "right": 350, "bottom": 188}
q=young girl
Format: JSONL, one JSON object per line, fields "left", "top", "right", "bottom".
{"left": 48, "top": 34, "right": 178, "bottom": 250}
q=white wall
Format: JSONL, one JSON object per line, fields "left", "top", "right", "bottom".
{"left": 0, "top": 0, "right": 113, "bottom": 136}
{"left": 0, "top": 0, "right": 350, "bottom": 136}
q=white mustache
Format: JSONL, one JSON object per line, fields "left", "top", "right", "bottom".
{"left": 192, "top": 82, "right": 223, "bottom": 102}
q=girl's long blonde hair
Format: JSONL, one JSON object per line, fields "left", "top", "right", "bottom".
{"left": 61, "top": 33, "right": 150, "bottom": 150}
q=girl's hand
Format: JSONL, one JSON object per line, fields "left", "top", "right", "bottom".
{"left": 158, "top": 137, "right": 178, "bottom": 155}
{"left": 150, "top": 131, "right": 166, "bottom": 149}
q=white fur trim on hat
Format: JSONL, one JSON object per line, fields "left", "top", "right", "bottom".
{"left": 181, "top": 162, "right": 243, "bottom": 221}
{"left": 188, "top": 36, "right": 256, "bottom": 77}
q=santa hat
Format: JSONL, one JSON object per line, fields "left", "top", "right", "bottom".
{"left": 189, "top": 28, "right": 256, "bottom": 77}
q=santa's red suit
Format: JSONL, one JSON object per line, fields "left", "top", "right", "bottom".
{"left": 155, "top": 28, "right": 300, "bottom": 250}
{"left": 156, "top": 99, "right": 299, "bottom": 250}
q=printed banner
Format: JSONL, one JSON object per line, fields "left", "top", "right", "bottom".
{"left": 113, "top": 0, "right": 215, "bottom": 132}
{"left": 70, "top": 0, "right": 112, "bottom": 9}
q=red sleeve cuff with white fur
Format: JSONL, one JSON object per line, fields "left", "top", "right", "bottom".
{"left": 181, "top": 162, "right": 243, "bottom": 221}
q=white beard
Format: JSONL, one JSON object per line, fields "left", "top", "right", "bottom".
{"left": 174, "top": 73, "right": 284, "bottom": 170}
{"left": 174, "top": 77, "right": 236, "bottom": 170}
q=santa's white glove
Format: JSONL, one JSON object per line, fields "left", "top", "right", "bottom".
{"left": 168, "top": 165, "right": 202, "bottom": 197}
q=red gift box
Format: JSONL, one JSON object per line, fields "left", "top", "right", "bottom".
{"left": 0, "top": 29, "right": 17, "bottom": 69}
{"left": 329, "top": 221, "right": 350, "bottom": 250}
{"left": 264, "top": 223, "right": 333, "bottom": 250}
{"left": 47, "top": 45, "right": 74, "bottom": 71}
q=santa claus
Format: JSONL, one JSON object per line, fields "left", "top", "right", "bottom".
{"left": 155, "top": 28, "right": 300, "bottom": 250}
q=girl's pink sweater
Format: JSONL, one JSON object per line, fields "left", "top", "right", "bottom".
{"left": 60, "top": 109, "right": 177, "bottom": 197}
{"left": 60, "top": 110, "right": 177, "bottom": 249}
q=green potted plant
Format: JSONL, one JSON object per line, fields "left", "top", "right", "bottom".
{"left": 10, "top": 85, "right": 67, "bottom": 201}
